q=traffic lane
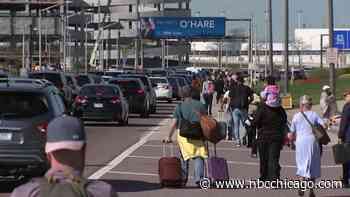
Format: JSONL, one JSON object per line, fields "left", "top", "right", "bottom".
{"left": 84, "top": 102, "right": 176, "bottom": 177}
{"left": 104, "top": 139, "right": 347, "bottom": 197}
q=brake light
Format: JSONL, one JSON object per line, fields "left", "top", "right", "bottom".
{"left": 37, "top": 122, "right": 48, "bottom": 133}
{"left": 110, "top": 96, "right": 121, "bottom": 104}
{"left": 137, "top": 89, "right": 145, "bottom": 94}
{"left": 75, "top": 96, "right": 88, "bottom": 104}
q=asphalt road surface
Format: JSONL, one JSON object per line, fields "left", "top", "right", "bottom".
{"left": 1, "top": 101, "right": 349, "bottom": 197}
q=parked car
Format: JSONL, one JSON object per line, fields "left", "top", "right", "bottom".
{"left": 0, "top": 71, "right": 8, "bottom": 78}
{"left": 118, "top": 74, "right": 157, "bottom": 114}
{"left": 72, "top": 84, "right": 129, "bottom": 125}
{"left": 150, "top": 77, "right": 173, "bottom": 103}
{"left": 171, "top": 74, "right": 192, "bottom": 84}
{"left": 168, "top": 77, "right": 182, "bottom": 100}
{"left": 0, "top": 78, "right": 66, "bottom": 179}
{"left": 28, "top": 71, "right": 73, "bottom": 107}
{"left": 75, "top": 74, "right": 95, "bottom": 88}
{"left": 109, "top": 78, "right": 151, "bottom": 118}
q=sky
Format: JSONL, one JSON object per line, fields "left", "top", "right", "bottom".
{"left": 191, "top": 0, "right": 350, "bottom": 41}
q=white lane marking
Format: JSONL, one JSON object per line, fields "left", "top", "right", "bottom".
{"left": 142, "top": 144, "right": 332, "bottom": 153}
{"left": 88, "top": 119, "right": 169, "bottom": 180}
{"left": 126, "top": 155, "right": 341, "bottom": 169}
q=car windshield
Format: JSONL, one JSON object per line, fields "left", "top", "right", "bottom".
{"left": 110, "top": 80, "right": 141, "bottom": 93}
{"left": 81, "top": 86, "right": 118, "bottom": 97}
{"left": 29, "top": 73, "right": 63, "bottom": 88}
{"left": 0, "top": 92, "right": 49, "bottom": 119}
{"left": 150, "top": 78, "right": 167, "bottom": 84}
{"left": 76, "top": 75, "right": 91, "bottom": 87}
{"left": 122, "top": 75, "right": 149, "bottom": 87}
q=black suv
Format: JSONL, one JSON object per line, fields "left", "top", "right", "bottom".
{"left": 0, "top": 78, "right": 66, "bottom": 179}
{"left": 118, "top": 74, "right": 157, "bottom": 114}
{"left": 28, "top": 71, "right": 74, "bottom": 107}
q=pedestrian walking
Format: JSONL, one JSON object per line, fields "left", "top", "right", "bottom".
{"left": 228, "top": 76, "right": 253, "bottom": 147}
{"left": 202, "top": 75, "right": 215, "bottom": 115}
{"left": 214, "top": 74, "right": 225, "bottom": 105}
{"left": 191, "top": 75, "right": 201, "bottom": 101}
{"left": 10, "top": 115, "right": 117, "bottom": 197}
{"left": 164, "top": 87, "right": 208, "bottom": 187}
{"left": 338, "top": 90, "right": 350, "bottom": 188}
{"left": 288, "top": 95, "right": 326, "bottom": 197}
{"left": 260, "top": 76, "right": 281, "bottom": 108}
{"left": 320, "top": 85, "right": 338, "bottom": 121}
{"left": 251, "top": 94, "right": 287, "bottom": 180}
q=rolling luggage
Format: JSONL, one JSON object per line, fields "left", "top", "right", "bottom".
{"left": 332, "top": 143, "right": 350, "bottom": 164}
{"left": 159, "top": 143, "right": 183, "bottom": 187}
{"left": 206, "top": 143, "right": 229, "bottom": 181}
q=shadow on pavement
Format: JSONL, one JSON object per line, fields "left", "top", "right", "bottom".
{"left": 103, "top": 179, "right": 161, "bottom": 192}
{"left": 84, "top": 123, "right": 120, "bottom": 127}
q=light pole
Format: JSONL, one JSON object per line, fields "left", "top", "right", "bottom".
{"left": 283, "top": 0, "right": 289, "bottom": 95}
{"left": 267, "top": 0, "right": 274, "bottom": 75}
{"left": 328, "top": 0, "right": 336, "bottom": 95}
{"left": 297, "top": 10, "right": 303, "bottom": 29}
{"left": 38, "top": 2, "right": 65, "bottom": 68}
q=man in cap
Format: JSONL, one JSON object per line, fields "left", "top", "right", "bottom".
{"left": 11, "top": 115, "right": 117, "bottom": 197}
{"left": 320, "top": 85, "right": 338, "bottom": 121}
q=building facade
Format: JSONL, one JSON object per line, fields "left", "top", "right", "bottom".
{"left": 85, "top": 0, "right": 191, "bottom": 67}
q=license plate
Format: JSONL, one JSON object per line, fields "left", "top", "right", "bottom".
{"left": 94, "top": 103, "right": 104, "bottom": 108}
{"left": 0, "top": 133, "right": 12, "bottom": 141}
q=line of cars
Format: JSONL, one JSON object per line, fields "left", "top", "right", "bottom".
{"left": 0, "top": 68, "right": 196, "bottom": 180}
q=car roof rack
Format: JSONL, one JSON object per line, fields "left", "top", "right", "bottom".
{"left": 0, "top": 78, "right": 53, "bottom": 88}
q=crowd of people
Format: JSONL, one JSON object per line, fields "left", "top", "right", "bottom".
{"left": 165, "top": 69, "right": 350, "bottom": 196}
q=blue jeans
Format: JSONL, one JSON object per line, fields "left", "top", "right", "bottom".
{"left": 180, "top": 155, "right": 204, "bottom": 184}
{"left": 230, "top": 108, "right": 247, "bottom": 144}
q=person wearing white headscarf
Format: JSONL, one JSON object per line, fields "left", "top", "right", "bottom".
{"left": 320, "top": 85, "right": 338, "bottom": 120}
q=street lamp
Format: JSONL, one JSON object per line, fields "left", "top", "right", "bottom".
{"left": 38, "top": 1, "right": 67, "bottom": 68}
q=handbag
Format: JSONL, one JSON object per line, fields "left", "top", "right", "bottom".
{"left": 332, "top": 142, "right": 350, "bottom": 164}
{"left": 178, "top": 104, "right": 203, "bottom": 140}
{"left": 196, "top": 111, "right": 220, "bottom": 144}
{"left": 301, "top": 111, "right": 331, "bottom": 145}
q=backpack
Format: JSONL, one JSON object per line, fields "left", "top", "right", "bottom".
{"left": 207, "top": 82, "right": 215, "bottom": 94}
{"left": 39, "top": 174, "right": 90, "bottom": 197}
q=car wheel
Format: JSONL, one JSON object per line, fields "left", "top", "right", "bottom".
{"left": 140, "top": 101, "right": 150, "bottom": 118}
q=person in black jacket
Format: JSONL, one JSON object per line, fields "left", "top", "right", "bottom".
{"left": 228, "top": 76, "right": 253, "bottom": 147}
{"left": 252, "top": 102, "right": 287, "bottom": 181}
{"left": 214, "top": 75, "right": 225, "bottom": 105}
{"left": 339, "top": 90, "right": 350, "bottom": 188}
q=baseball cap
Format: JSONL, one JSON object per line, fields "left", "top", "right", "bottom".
{"left": 322, "top": 85, "right": 331, "bottom": 91}
{"left": 45, "top": 115, "right": 86, "bottom": 153}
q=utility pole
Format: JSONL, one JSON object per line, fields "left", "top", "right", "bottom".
{"left": 135, "top": 0, "right": 141, "bottom": 69}
{"left": 267, "top": 0, "right": 274, "bottom": 75}
{"left": 283, "top": 0, "right": 289, "bottom": 94}
{"left": 328, "top": 0, "right": 336, "bottom": 95}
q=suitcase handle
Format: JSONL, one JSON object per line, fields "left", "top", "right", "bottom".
{"left": 162, "top": 141, "right": 175, "bottom": 157}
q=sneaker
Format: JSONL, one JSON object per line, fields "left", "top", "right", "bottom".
{"left": 298, "top": 190, "right": 305, "bottom": 197}
{"left": 251, "top": 154, "right": 257, "bottom": 158}
{"left": 309, "top": 190, "right": 315, "bottom": 197}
